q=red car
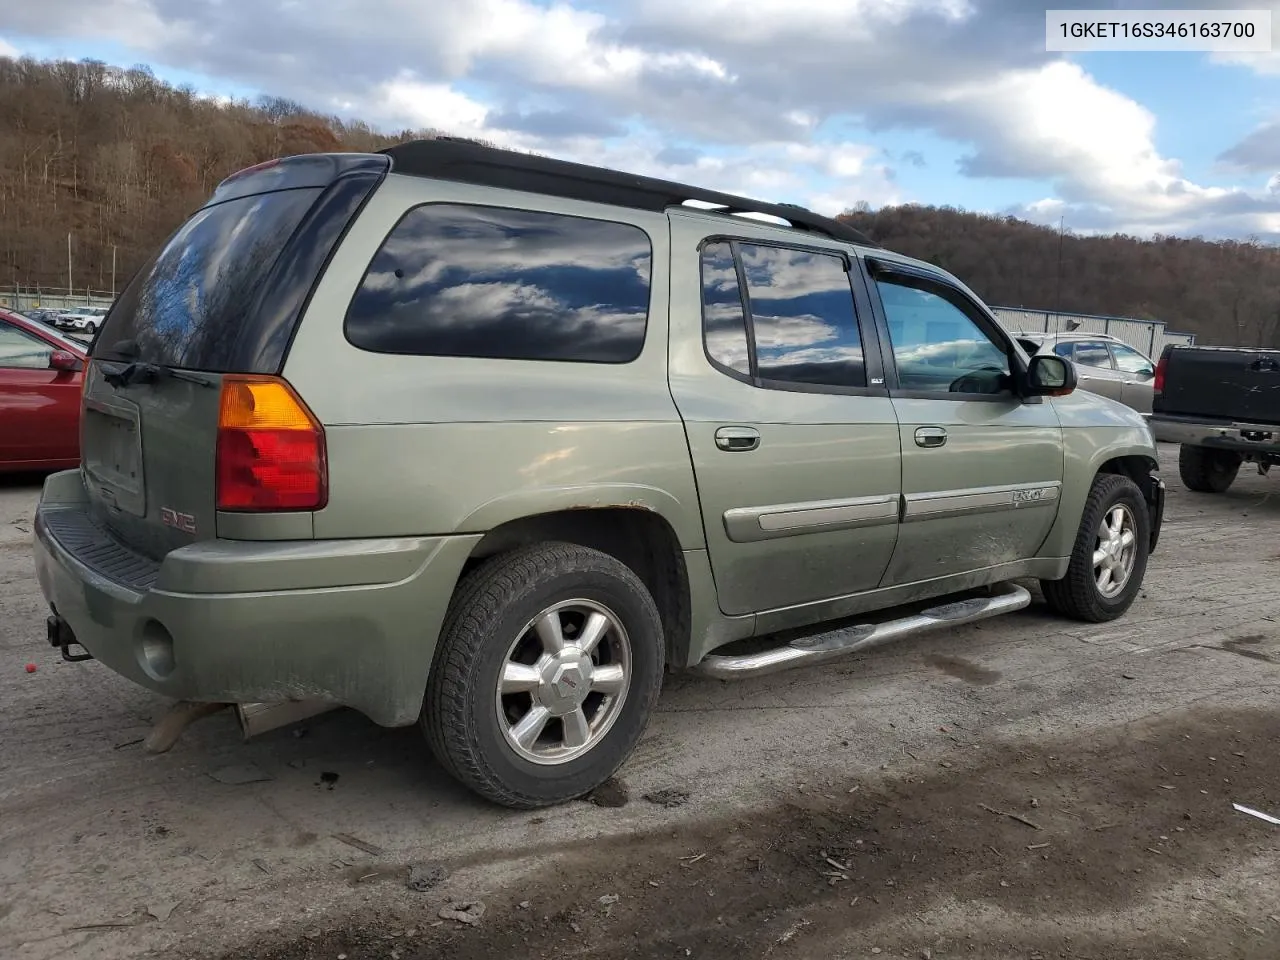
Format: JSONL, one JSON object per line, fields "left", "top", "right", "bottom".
{"left": 0, "top": 308, "right": 88, "bottom": 472}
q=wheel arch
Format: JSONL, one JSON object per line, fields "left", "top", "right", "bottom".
{"left": 463, "top": 506, "right": 693, "bottom": 668}
{"left": 1096, "top": 451, "right": 1159, "bottom": 483}
{"left": 1040, "top": 435, "right": 1161, "bottom": 560}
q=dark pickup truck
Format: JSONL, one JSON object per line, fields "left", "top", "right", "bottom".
{"left": 1151, "top": 344, "right": 1280, "bottom": 493}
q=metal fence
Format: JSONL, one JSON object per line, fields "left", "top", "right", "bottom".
{"left": 990, "top": 306, "right": 1195, "bottom": 359}
{"left": 0, "top": 288, "right": 116, "bottom": 314}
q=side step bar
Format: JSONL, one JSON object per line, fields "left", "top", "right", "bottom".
{"left": 690, "top": 583, "right": 1031, "bottom": 681}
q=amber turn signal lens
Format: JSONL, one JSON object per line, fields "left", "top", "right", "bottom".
{"left": 215, "top": 376, "right": 326, "bottom": 512}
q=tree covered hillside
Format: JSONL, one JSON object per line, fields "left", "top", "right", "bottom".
{"left": 0, "top": 56, "right": 443, "bottom": 296}
{"left": 841, "top": 205, "right": 1280, "bottom": 347}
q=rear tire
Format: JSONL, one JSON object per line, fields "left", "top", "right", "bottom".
{"left": 423, "top": 542, "right": 664, "bottom": 809}
{"left": 1041, "top": 473, "right": 1150, "bottom": 623}
{"left": 1178, "top": 444, "right": 1241, "bottom": 493}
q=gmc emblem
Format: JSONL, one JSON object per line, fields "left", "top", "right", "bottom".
{"left": 160, "top": 507, "right": 198, "bottom": 534}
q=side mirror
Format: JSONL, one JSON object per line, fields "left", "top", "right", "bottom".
{"left": 1026, "top": 354, "right": 1076, "bottom": 397}
{"left": 49, "top": 350, "right": 82, "bottom": 372}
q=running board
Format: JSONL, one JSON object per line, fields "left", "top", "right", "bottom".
{"left": 690, "top": 583, "right": 1031, "bottom": 681}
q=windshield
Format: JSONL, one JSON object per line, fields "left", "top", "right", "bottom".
{"left": 38, "top": 324, "right": 87, "bottom": 353}
{"left": 94, "top": 187, "right": 322, "bottom": 371}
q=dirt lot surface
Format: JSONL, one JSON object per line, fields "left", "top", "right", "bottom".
{"left": 2, "top": 444, "right": 1278, "bottom": 960}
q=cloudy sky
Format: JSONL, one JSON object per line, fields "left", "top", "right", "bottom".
{"left": 2, "top": 0, "right": 1279, "bottom": 241}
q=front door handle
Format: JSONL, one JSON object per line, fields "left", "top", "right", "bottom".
{"left": 715, "top": 426, "right": 760, "bottom": 452}
{"left": 914, "top": 426, "right": 947, "bottom": 448}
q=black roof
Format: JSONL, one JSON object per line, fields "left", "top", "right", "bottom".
{"left": 380, "top": 137, "right": 879, "bottom": 247}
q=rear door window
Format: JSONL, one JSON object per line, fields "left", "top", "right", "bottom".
{"left": 1065, "top": 341, "right": 1114, "bottom": 369}
{"left": 94, "top": 188, "right": 322, "bottom": 371}
{"left": 743, "top": 245, "right": 865, "bottom": 387}
{"left": 698, "top": 241, "right": 866, "bottom": 389}
{"left": 345, "top": 204, "right": 652, "bottom": 363}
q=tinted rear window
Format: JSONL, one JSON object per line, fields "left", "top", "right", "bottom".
{"left": 344, "top": 203, "right": 652, "bottom": 363}
{"left": 95, "top": 188, "right": 321, "bottom": 370}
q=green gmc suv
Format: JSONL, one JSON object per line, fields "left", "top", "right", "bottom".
{"left": 33, "top": 140, "right": 1164, "bottom": 808}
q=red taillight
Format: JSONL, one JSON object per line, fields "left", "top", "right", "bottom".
{"left": 1153, "top": 356, "right": 1167, "bottom": 394}
{"left": 215, "top": 375, "right": 327, "bottom": 512}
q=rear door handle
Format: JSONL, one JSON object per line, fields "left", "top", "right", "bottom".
{"left": 715, "top": 426, "right": 760, "bottom": 452}
{"left": 914, "top": 426, "right": 947, "bottom": 448}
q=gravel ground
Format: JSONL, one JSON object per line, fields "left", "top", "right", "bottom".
{"left": 0, "top": 443, "right": 1277, "bottom": 960}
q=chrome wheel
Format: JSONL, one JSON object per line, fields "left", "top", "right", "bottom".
{"left": 1092, "top": 504, "right": 1137, "bottom": 598}
{"left": 495, "top": 599, "right": 632, "bottom": 766}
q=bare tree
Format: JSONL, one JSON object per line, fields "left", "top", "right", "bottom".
{"left": 0, "top": 54, "right": 449, "bottom": 295}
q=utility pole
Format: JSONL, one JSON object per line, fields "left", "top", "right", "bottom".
{"left": 111, "top": 245, "right": 117, "bottom": 298}
{"left": 67, "top": 233, "right": 73, "bottom": 300}
{"left": 1054, "top": 215, "right": 1065, "bottom": 313}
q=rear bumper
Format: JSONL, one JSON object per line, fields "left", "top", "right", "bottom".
{"left": 32, "top": 470, "right": 479, "bottom": 727}
{"left": 1151, "top": 414, "right": 1280, "bottom": 455}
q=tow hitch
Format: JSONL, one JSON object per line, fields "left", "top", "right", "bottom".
{"left": 47, "top": 613, "right": 94, "bottom": 663}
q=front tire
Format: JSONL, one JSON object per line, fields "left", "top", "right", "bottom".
{"left": 1178, "top": 444, "right": 1241, "bottom": 494}
{"left": 423, "top": 542, "right": 665, "bottom": 809}
{"left": 1041, "top": 473, "right": 1150, "bottom": 623}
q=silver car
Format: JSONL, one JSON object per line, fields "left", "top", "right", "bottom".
{"left": 1011, "top": 332, "right": 1156, "bottom": 414}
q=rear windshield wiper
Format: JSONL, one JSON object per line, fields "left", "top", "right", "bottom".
{"left": 99, "top": 359, "right": 215, "bottom": 390}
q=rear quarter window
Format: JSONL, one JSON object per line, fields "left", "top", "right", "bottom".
{"left": 344, "top": 204, "right": 652, "bottom": 363}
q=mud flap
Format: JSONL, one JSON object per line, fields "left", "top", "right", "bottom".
{"left": 1140, "top": 475, "right": 1165, "bottom": 553}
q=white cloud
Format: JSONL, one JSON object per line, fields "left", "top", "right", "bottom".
{"left": 903, "top": 59, "right": 1279, "bottom": 237}
{"left": 368, "top": 76, "right": 496, "bottom": 142}
{"left": 0, "top": 0, "right": 1275, "bottom": 240}
{"left": 939, "top": 62, "right": 1218, "bottom": 206}
{"left": 0, "top": 36, "right": 18, "bottom": 58}
{"left": 1210, "top": 0, "right": 1280, "bottom": 74}
{"left": 635, "top": 0, "right": 975, "bottom": 44}
{"left": 1, "top": 0, "right": 184, "bottom": 52}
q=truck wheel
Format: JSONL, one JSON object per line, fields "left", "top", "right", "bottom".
{"left": 422, "top": 542, "right": 664, "bottom": 809}
{"left": 1041, "top": 473, "right": 1150, "bottom": 623}
{"left": 1178, "top": 444, "right": 1241, "bottom": 494}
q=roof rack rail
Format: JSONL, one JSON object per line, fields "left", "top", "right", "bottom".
{"left": 379, "top": 138, "right": 879, "bottom": 247}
